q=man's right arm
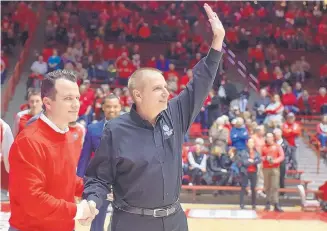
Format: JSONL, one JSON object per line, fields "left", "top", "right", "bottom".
{"left": 76, "top": 127, "right": 93, "bottom": 177}
{"left": 9, "top": 138, "right": 77, "bottom": 220}
{"left": 83, "top": 124, "right": 115, "bottom": 210}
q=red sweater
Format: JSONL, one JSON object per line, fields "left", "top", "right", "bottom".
{"left": 9, "top": 119, "right": 84, "bottom": 231}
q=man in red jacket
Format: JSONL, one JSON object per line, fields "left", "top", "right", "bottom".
{"left": 8, "top": 70, "right": 98, "bottom": 231}
{"left": 261, "top": 132, "right": 285, "bottom": 212}
{"left": 282, "top": 112, "right": 301, "bottom": 169}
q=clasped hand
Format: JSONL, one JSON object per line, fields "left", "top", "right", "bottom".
{"left": 78, "top": 200, "right": 99, "bottom": 226}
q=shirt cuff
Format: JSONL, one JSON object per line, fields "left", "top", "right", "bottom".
{"left": 206, "top": 48, "right": 222, "bottom": 63}
{"left": 74, "top": 204, "right": 83, "bottom": 220}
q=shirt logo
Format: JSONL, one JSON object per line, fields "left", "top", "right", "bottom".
{"left": 163, "top": 124, "right": 173, "bottom": 137}
{"left": 73, "top": 133, "right": 79, "bottom": 141}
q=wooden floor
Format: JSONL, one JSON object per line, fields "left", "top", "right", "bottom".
{"left": 75, "top": 204, "right": 327, "bottom": 231}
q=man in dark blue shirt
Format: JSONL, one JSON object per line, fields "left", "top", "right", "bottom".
{"left": 82, "top": 4, "right": 225, "bottom": 231}
{"left": 77, "top": 94, "right": 121, "bottom": 231}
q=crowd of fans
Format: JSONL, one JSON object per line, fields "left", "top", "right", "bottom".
{"left": 1, "top": 1, "right": 37, "bottom": 84}
{"left": 5, "top": 1, "right": 327, "bottom": 210}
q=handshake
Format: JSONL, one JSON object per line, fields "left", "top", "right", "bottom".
{"left": 76, "top": 200, "right": 99, "bottom": 226}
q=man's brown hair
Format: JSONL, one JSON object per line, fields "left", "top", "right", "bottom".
{"left": 41, "top": 69, "right": 77, "bottom": 110}
{"left": 41, "top": 69, "right": 77, "bottom": 100}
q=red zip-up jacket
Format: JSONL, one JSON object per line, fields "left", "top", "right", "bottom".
{"left": 9, "top": 118, "right": 84, "bottom": 231}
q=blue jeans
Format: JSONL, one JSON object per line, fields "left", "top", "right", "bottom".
{"left": 319, "top": 134, "right": 327, "bottom": 147}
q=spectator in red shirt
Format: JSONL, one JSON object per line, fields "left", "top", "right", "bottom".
{"left": 164, "top": 64, "right": 179, "bottom": 80}
{"left": 189, "top": 53, "right": 202, "bottom": 69}
{"left": 117, "top": 60, "right": 135, "bottom": 86}
{"left": 281, "top": 86, "right": 298, "bottom": 113}
{"left": 138, "top": 23, "right": 151, "bottom": 39}
{"left": 146, "top": 56, "right": 156, "bottom": 68}
{"left": 78, "top": 84, "right": 93, "bottom": 125}
{"left": 320, "top": 63, "right": 327, "bottom": 85}
{"left": 258, "top": 67, "right": 270, "bottom": 87}
{"left": 103, "top": 44, "right": 118, "bottom": 62}
{"left": 297, "top": 90, "right": 312, "bottom": 116}
{"left": 179, "top": 69, "right": 192, "bottom": 92}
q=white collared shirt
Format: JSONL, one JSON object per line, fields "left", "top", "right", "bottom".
{"left": 40, "top": 113, "right": 69, "bottom": 134}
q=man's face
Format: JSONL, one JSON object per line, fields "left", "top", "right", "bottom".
{"left": 46, "top": 79, "right": 80, "bottom": 125}
{"left": 266, "top": 134, "right": 274, "bottom": 145}
{"left": 136, "top": 72, "right": 169, "bottom": 117}
{"left": 102, "top": 98, "right": 121, "bottom": 120}
{"left": 28, "top": 94, "right": 42, "bottom": 115}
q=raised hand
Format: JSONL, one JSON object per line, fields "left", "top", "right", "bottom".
{"left": 204, "top": 3, "right": 225, "bottom": 45}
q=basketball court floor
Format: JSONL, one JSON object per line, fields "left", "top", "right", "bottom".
{"left": 1, "top": 203, "right": 326, "bottom": 231}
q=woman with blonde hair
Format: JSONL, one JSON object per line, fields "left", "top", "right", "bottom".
{"left": 238, "top": 138, "right": 261, "bottom": 209}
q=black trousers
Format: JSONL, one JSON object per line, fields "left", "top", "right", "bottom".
{"left": 279, "top": 161, "right": 286, "bottom": 195}
{"left": 240, "top": 172, "right": 257, "bottom": 206}
{"left": 190, "top": 168, "right": 204, "bottom": 185}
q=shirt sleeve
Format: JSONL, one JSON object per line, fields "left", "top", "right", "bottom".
{"left": 83, "top": 123, "right": 115, "bottom": 210}
{"left": 169, "top": 48, "right": 222, "bottom": 134}
{"left": 2, "top": 123, "right": 14, "bottom": 173}
{"left": 8, "top": 138, "right": 77, "bottom": 220}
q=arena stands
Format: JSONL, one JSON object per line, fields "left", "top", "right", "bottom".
{"left": 2, "top": 1, "right": 327, "bottom": 208}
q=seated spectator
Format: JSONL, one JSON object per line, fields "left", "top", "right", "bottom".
{"left": 272, "top": 66, "right": 284, "bottom": 92}
{"left": 297, "top": 90, "right": 312, "bottom": 116}
{"left": 317, "top": 115, "right": 327, "bottom": 150}
{"left": 253, "top": 88, "right": 270, "bottom": 124}
{"left": 179, "top": 69, "right": 192, "bottom": 93}
{"left": 156, "top": 54, "right": 170, "bottom": 72}
{"left": 320, "top": 63, "right": 327, "bottom": 86}
{"left": 187, "top": 138, "right": 207, "bottom": 186}
{"left": 47, "top": 49, "right": 61, "bottom": 71}
{"left": 75, "top": 63, "right": 88, "bottom": 83}
{"left": 258, "top": 66, "right": 270, "bottom": 87}
{"left": 316, "top": 87, "right": 327, "bottom": 114}
{"left": 203, "top": 145, "right": 230, "bottom": 188}
{"left": 132, "top": 54, "right": 141, "bottom": 69}
{"left": 293, "top": 82, "right": 303, "bottom": 99}
{"left": 107, "top": 64, "right": 117, "bottom": 84}
{"left": 230, "top": 117, "right": 249, "bottom": 152}
{"left": 164, "top": 64, "right": 179, "bottom": 80}
{"left": 117, "top": 60, "right": 135, "bottom": 86}
{"left": 282, "top": 86, "right": 298, "bottom": 113}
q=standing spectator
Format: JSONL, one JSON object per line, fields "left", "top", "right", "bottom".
{"left": 282, "top": 113, "right": 301, "bottom": 169}
{"left": 273, "top": 128, "right": 292, "bottom": 196}
{"left": 209, "top": 117, "right": 229, "bottom": 152}
{"left": 252, "top": 125, "right": 266, "bottom": 198}
{"left": 316, "top": 87, "right": 327, "bottom": 114}
{"left": 262, "top": 133, "right": 285, "bottom": 212}
{"left": 230, "top": 117, "right": 249, "bottom": 152}
{"left": 264, "top": 94, "right": 284, "bottom": 126}
{"left": 238, "top": 138, "right": 261, "bottom": 210}
{"left": 253, "top": 88, "right": 270, "bottom": 124}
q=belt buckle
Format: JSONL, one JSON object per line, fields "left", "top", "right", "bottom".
{"left": 153, "top": 208, "right": 169, "bottom": 218}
